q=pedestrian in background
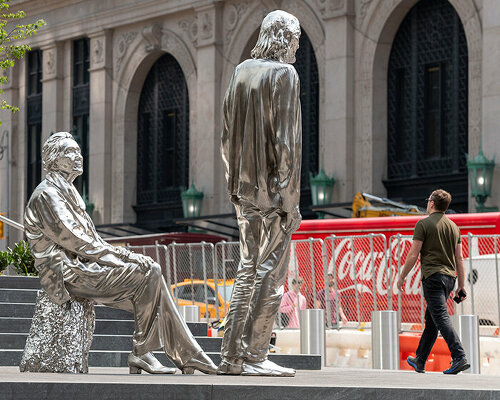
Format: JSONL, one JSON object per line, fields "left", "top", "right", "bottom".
{"left": 280, "top": 277, "right": 307, "bottom": 328}
{"left": 316, "top": 273, "right": 347, "bottom": 326}
{"left": 397, "top": 189, "right": 469, "bottom": 374}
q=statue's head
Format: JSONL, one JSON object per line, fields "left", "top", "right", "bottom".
{"left": 251, "top": 10, "right": 301, "bottom": 64}
{"left": 42, "top": 132, "right": 83, "bottom": 179}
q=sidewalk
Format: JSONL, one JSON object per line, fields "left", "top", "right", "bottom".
{"left": 1, "top": 366, "right": 499, "bottom": 399}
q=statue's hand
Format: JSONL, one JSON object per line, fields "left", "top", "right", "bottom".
{"left": 281, "top": 207, "right": 302, "bottom": 235}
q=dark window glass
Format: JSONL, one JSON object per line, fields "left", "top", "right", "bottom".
{"left": 136, "top": 53, "right": 189, "bottom": 231}
{"left": 26, "top": 50, "right": 43, "bottom": 199}
{"left": 72, "top": 38, "right": 90, "bottom": 197}
{"left": 294, "top": 30, "right": 319, "bottom": 216}
{"left": 424, "top": 65, "right": 443, "bottom": 159}
{"left": 385, "top": 0, "right": 468, "bottom": 212}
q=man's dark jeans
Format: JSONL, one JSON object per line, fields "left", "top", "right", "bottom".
{"left": 416, "top": 273, "right": 465, "bottom": 362}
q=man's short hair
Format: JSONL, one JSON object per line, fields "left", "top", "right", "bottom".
{"left": 429, "top": 189, "right": 452, "bottom": 212}
{"left": 42, "top": 132, "right": 75, "bottom": 172}
{"left": 251, "top": 10, "right": 301, "bottom": 63}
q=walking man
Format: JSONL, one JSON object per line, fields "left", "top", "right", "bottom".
{"left": 219, "top": 10, "right": 302, "bottom": 376}
{"left": 397, "top": 189, "right": 470, "bottom": 374}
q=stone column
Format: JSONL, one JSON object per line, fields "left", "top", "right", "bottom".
{"left": 88, "top": 30, "right": 113, "bottom": 224}
{"left": 41, "top": 42, "right": 64, "bottom": 143}
{"left": 193, "top": 2, "right": 224, "bottom": 215}
{"left": 320, "top": 1, "right": 355, "bottom": 202}
{"left": 481, "top": 0, "right": 500, "bottom": 210}
{"left": 0, "top": 64, "right": 21, "bottom": 248}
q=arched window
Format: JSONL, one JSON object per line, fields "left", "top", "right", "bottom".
{"left": 295, "top": 30, "right": 319, "bottom": 216}
{"left": 136, "top": 54, "right": 189, "bottom": 229}
{"left": 385, "top": 0, "right": 468, "bottom": 212}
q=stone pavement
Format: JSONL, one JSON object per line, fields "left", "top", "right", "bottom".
{"left": 1, "top": 366, "right": 499, "bottom": 399}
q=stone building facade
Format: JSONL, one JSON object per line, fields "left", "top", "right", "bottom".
{"left": 0, "top": 0, "right": 497, "bottom": 247}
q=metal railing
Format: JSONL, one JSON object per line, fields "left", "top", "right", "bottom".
{"left": 124, "top": 233, "right": 500, "bottom": 336}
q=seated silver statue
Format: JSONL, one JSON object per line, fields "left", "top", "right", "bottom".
{"left": 24, "top": 132, "right": 217, "bottom": 375}
{"left": 219, "top": 10, "right": 302, "bottom": 377}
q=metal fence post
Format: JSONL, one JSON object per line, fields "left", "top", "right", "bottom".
{"left": 201, "top": 242, "right": 209, "bottom": 320}
{"left": 468, "top": 233, "right": 475, "bottom": 315}
{"left": 212, "top": 243, "right": 220, "bottom": 321}
{"left": 171, "top": 242, "right": 179, "bottom": 306}
{"left": 370, "top": 234, "right": 376, "bottom": 311}
{"left": 322, "top": 238, "right": 332, "bottom": 329}
{"left": 309, "top": 238, "right": 317, "bottom": 307}
{"left": 351, "top": 237, "right": 361, "bottom": 327}
{"left": 495, "top": 237, "right": 500, "bottom": 330}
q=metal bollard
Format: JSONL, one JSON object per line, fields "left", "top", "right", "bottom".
{"left": 372, "top": 310, "right": 399, "bottom": 370}
{"left": 452, "top": 314, "right": 480, "bottom": 374}
{"left": 178, "top": 305, "right": 200, "bottom": 322}
{"left": 300, "top": 309, "right": 325, "bottom": 366}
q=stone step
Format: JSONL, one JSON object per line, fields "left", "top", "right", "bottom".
{"left": 0, "top": 302, "right": 133, "bottom": 319}
{"left": 0, "top": 276, "right": 40, "bottom": 289}
{"left": 0, "top": 317, "right": 208, "bottom": 336}
{"left": 0, "top": 350, "right": 321, "bottom": 370}
{"left": 0, "top": 289, "right": 38, "bottom": 303}
{"left": 0, "top": 333, "right": 222, "bottom": 352}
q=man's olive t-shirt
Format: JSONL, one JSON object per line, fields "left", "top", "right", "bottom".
{"left": 413, "top": 212, "right": 460, "bottom": 280}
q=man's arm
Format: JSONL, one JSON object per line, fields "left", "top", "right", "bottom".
{"left": 455, "top": 243, "right": 467, "bottom": 299}
{"left": 397, "top": 240, "right": 423, "bottom": 292}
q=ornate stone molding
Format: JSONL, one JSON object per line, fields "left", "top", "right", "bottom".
{"left": 41, "top": 43, "right": 63, "bottom": 81}
{"left": 179, "top": 16, "right": 198, "bottom": 46}
{"left": 195, "top": 3, "right": 222, "bottom": 47}
{"left": 92, "top": 39, "right": 104, "bottom": 65}
{"left": 359, "top": 0, "right": 373, "bottom": 21}
{"left": 161, "top": 29, "right": 196, "bottom": 79}
{"left": 142, "top": 23, "right": 162, "bottom": 53}
{"left": 314, "top": 0, "right": 348, "bottom": 19}
{"left": 115, "top": 32, "right": 138, "bottom": 73}
{"left": 224, "top": 1, "right": 249, "bottom": 44}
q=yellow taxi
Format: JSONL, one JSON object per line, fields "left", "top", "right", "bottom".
{"left": 170, "top": 279, "right": 234, "bottom": 320}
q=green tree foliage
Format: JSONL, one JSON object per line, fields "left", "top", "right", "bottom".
{"left": 0, "top": 0, "right": 45, "bottom": 121}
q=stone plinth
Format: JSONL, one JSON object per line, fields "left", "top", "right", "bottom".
{"left": 19, "top": 290, "right": 95, "bottom": 373}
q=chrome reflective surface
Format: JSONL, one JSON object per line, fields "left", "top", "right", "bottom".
{"left": 24, "top": 132, "right": 214, "bottom": 372}
{"left": 220, "top": 11, "right": 302, "bottom": 375}
{"left": 20, "top": 290, "right": 95, "bottom": 373}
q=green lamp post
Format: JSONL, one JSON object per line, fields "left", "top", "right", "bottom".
{"left": 309, "top": 169, "right": 335, "bottom": 219}
{"left": 467, "top": 150, "right": 498, "bottom": 212}
{"left": 181, "top": 183, "right": 204, "bottom": 231}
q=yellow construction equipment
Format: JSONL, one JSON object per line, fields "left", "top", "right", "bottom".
{"left": 351, "top": 192, "right": 425, "bottom": 218}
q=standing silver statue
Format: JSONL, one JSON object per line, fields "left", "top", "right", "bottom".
{"left": 219, "top": 10, "right": 302, "bottom": 377}
{"left": 24, "top": 132, "right": 217, "bottom": 375}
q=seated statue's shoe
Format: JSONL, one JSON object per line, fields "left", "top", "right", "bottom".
{"left": 217, "top": 358, "right": 243, "bottom": 375}
{"left": 128, "top": 352, "right": 176, "bottom": 374}
{"left": 241, "top": 359, "right": 295, "bottom": 377}
{"left": 181, "top": 351, "right": 217, "bottom": 375}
